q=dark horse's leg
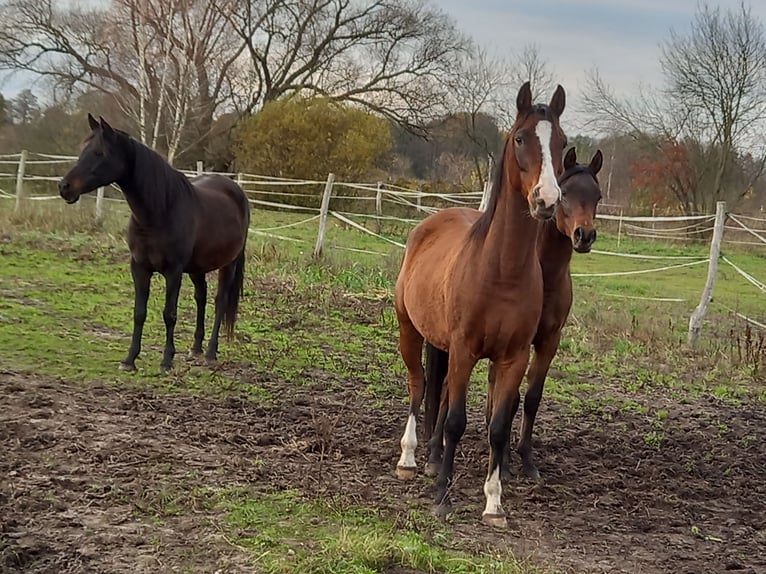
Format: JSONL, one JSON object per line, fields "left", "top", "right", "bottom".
{"left": 159, "top": 269, "right": 184, "bottom": 372}
{"left": 206, "top": 264, "right": 234, "bottom": 363}
{"left": 189, "top": 272, "right": 207, "bottom": 357}
{"left": 120, "top": 259, "right": 152, "bottom": 372}
{"left": 486, "top": 361, "right": 521, "bottom": 482}
{"left": 395, "top": 313, "right": 425, "bottom": 480}
{"left": 424, "top": 381, "right": 447, "bottom": 477}
{"left": 482, "top": 350, "right": 530, "bottom": 528}
{"left": 517, "top": 332, "right": 561, "bottom": 480}
{"left": 433, "top": 349, "right": 475, "bottom": 518}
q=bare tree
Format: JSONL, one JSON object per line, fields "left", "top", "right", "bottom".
{"left": 0, "top": 0, "right": 244, "bottom": 163}
{"left": 580, "top": 2, "right": 766, "bottom": 214}
{"left": 661, "top": 1, "right": 766, "bottom": 206}
{"left": 222, "top": 0, "right": 468, "bottom": 128}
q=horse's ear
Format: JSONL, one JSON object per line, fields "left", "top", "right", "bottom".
{"left": 88, "top": 113, "right": 99, "bottom": 131}
{"left": 99, "top": 116, "right": 115, "bottom": 139}
{"left": 564, "top": 147, "right": 577, "bottom": 171}
{"left": 590, "top": 149, "right": 604, "bottom": 176}
{"left": 516, "top": 81, "right": 532, "bottom": 114}
{"left": 549, "top": 85, "right": 566, "bottom": 117}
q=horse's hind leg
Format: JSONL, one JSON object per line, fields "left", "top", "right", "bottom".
{"left": 395, "top": 313, "right": 425, "bottom": 480}
{"left": 159, "top": 269, "right": 183, "bottom": 372}
{"left": 517, "top": 332, "right": 561, "bottom": 480}
{"left": 189, "top": 272, "right": 207, "bottom": 357}
{"left": 120, "top": 259, "right": 152, "bottom": 372}
{"left": 206, "top": 264, "right": 235, "bottom": 363}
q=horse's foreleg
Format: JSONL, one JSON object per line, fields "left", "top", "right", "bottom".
{"left": 120, "top": 259, "right": 152, "bottom": 372}
{"left": 159, "top": 269, "right": 183, "bottom": 372}
{"left": 189, "top": 272, "right": 207, "bottom": 357}
{"left": 486, "top": 360, "right": 520, "bottom": 482}
{"left": 483, "top": 349, "right": 531, "bottom": 528}
{"left": 395, "top": 317, "right": 425, "bottom": 480}
{"left": 517, "top": 331, "right": 561, "bottom": 480}
{"left": 433, "top": 350, "right": 475, "bottom": 518}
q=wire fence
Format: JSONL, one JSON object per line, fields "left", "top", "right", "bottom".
{"left": 1, "top": 150, "right": 764, "bottom": 337}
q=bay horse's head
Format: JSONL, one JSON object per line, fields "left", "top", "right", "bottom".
{"left": 556, "top": 147, "right": 603, "bottom": 253}
{"left": 59, "top": 114, "right": 129, "bottom": 204}
{"left": 508, "top": 82, "right": 567, "bottom": 220}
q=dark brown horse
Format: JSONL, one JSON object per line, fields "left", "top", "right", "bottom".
{"left": 394, "top": 82, "right": 568, "bottom": 526}
{"left": 59, "top": 114, "right": 250, "bottom": 372}
{"left": 424, "top": 146, "right": 604, "bottom": 484}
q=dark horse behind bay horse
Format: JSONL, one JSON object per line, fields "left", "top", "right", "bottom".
{"left": 424, "top": 146, "right": 604, "bottom": 485}
{"left": 59, "top": 114, "right": 250, "bottom": 372}
{"left": 394, "top": 82, "right": 568, "bottom": 526}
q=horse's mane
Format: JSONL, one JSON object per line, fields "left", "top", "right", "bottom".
{"left": 113, "top": 129, "right": 197, "bottom": 215}
{"left": 558, "top": 164, "right": 599, "bottom": 186}
{"left": 469, "top": 136, "right": 509, "bottom": 241}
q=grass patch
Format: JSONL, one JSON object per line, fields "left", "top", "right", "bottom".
{"left": 219, "top": 489, "right": 538, "bottom": 574}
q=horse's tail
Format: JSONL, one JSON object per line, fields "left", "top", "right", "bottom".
{"left": 424, "top": 342, "right": 449, "bottom": 441}
{"left": 222, "top": 242, "right": 246, "bottom": 341}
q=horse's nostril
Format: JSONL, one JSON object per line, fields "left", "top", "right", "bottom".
{"left": 589, "top": 229, "right": 597, "bottom": 244}
{"left": 532, "top": 186, "right": 541, "bottom": 200}
{"left": 535, "top": 198, "right": 546, "bottom": 209}
{"left": 574, "top": 227, "right": 584, "bottom": 242}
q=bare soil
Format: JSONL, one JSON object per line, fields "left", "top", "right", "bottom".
{"left": 2, "top": 359, "right": 765, "bottom": 574}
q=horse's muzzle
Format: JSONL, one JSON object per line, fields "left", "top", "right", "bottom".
{"left": 58, "top": 179, "right": 80, "bottom": 204}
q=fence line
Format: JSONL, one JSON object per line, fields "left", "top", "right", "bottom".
{"left": 1, "top": 150, "right": 763, "bottom": 346}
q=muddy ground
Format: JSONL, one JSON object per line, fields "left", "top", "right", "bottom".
{"left": 1, "top": 362, "right": 765, "bottom": 574}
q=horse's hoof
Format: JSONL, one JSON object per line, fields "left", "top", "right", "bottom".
{"left": 501, "top": 467, "right": 513, "bottom": 483}
{"left": 424, "top": 462, "right": 441, "bottom": 477}
{"left": 522, "top": 464, "right": 541, "bottom": 482}
{"left": 395, "top": 465, "right": 417, "bottom": 481}
{"left": 204, "top": 354, "right": 218, "bottom": 366}
{"left": 482, "top": 513, "right": 508, "bottom": 528}
{"left": 160, "top": 364, "right": 172, "bottom": 374}
{"left": 432, "top": 502, "right": 452, "bottom": 520}
{"left": 187, "top": 349, "right": 203, "bottom": 359}
{"left": 118, "top": 362, "right": 136, "bottom": 372}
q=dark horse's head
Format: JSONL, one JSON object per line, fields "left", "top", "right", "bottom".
{"left": 59, "top": 114, "right": 129, "bottom": 204}
{"left": 556, "top": 147, "right": 603, "bottom": 253}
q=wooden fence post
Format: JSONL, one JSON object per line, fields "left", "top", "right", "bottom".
{"left": 479, "top": 180, "right": 491, "bottom": 211}
{"left": 617, "top": 209, "right": 624, "bottom": 248}
{"left": 196, "top": 160, "right": 203, "bottom": 176}
{"left": 313, "top": 172, "right": 335, "bottom": 258}
{"left": 688, "top": 201, "right": 726, "bottom": 347}
{"left": 375, "top": 181, "right": 383, "bottom": 233}
{"left": 14, "top": 149, "right": 27, "bottom": 213}
{"left": 95, "top": 186, "right": 105, "bottom": 225}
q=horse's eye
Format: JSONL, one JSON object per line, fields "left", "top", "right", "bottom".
{"left": 514, "top": 136, "right": 523, "bottom": 145}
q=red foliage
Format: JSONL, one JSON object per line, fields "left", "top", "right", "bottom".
{"left": 629, "top": 139, "right": 693, "bottom": 209}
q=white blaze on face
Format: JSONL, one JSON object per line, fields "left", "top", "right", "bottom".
{"left": 534, "top": 120, "right": 562, "bottom": 209}
{"left": 397, "top": 413, "right": 417, "bottom": 470}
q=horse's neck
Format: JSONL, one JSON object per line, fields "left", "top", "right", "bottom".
{"left": 117, "top": 144, "right": 167, "bottom": 227}
{"left": 482, "top": 179, "right": 542, "bottom": 279}
{"left": 538, "top": 220, "right": 573, "bottom": 282}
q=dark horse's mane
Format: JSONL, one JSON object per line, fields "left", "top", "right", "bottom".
{"left": 95, "top": 128, "right": 197, "bottom": 216}
{"left": 469, "top": 105, "right": 552, "bottom": 242}
{"left": 558, "top": 164, "right": 599, "bottom": 186}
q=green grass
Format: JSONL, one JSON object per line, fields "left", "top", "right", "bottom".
{"left": 1, "top": 198, "right": 765, "bottom": 573}
{"left": 216, "top": 489, "right": 538, "bottom": 574}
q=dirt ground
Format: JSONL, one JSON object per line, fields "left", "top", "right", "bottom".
{"left": 1, "top": 361, "right": 765, "bottom": 574}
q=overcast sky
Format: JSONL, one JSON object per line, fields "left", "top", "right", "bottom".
{"left": 440, "top": 0, "right": 766, "bottom": 129}
{"left": 2, "top": 0, "right": 766, "bottom": 133}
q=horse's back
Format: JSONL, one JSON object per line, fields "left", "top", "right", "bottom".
{"left": 396, "top": 207, "right": 481, "bottom": 348}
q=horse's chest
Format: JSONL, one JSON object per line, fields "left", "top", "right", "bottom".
{"left": 128, "top": 231, "right": 189, "bottom": 272}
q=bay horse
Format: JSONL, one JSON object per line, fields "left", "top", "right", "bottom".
{"left": 424, "top": 147, "right": 604, "bottom": 484}
{"left": 394, "top": 82, "right": 568, "bottom": 526}
{"left": 58, "top": 114, "right": 250, "bottom": 372}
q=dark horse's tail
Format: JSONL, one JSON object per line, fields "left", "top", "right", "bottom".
{"left": 222, "top": 200, "right": 250, "bottom": 341}
{"left": 423, "top": 342, "right": 449, "bottom": 441}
